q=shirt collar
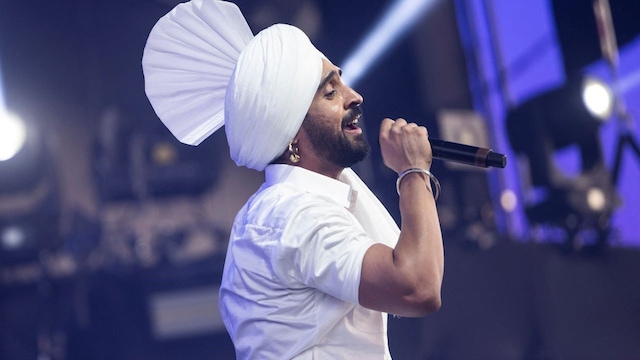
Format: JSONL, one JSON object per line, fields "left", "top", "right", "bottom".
{"left": 265, "top": 164, "right": 355, "bottom": 209}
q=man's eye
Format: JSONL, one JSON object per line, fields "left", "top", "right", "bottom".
{"left": 325, "top": 90, "right": 337, "bottom": 98}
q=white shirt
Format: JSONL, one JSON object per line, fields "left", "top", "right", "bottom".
{"left": 219, "top": 165, "right": 398, "bottom": 359}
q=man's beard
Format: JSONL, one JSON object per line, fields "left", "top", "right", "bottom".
{"left": 302, "top": 106, "right": 370, "bottom": 168}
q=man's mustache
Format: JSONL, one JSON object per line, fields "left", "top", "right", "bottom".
{"left": 342, "top": 106, "right": 363, "bottom": 127}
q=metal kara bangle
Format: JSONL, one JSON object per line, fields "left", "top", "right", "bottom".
{"left": 395, "top": 168, "right": 441, "bottom": 201}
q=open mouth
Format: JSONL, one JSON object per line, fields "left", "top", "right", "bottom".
{"left": 342, "top": 106, "right": 363, "bottom": 135}
{"left": 345, "top": 117, "right": 360, "bottom": 130}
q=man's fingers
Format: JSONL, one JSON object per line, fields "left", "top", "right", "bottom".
{"left": 390, "top": 118, "right": 408, "bottom": 133}
{"left": 381, "top": 118, "right": 427, "bottom": 141}
{"left": 379, "top": 118, "right": 433, "bottom": 173}
{"left": 380, "top": 118, "right": 395, "bottom": 136}
{"left": 418, "top": 125, "right": 428, "bottom": 138}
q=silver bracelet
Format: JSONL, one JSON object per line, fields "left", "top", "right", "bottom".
{"left": 395, "top": 168, "right": 441, "bottom": 201}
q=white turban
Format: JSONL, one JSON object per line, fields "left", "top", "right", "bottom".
{"left": 142, "top": 0, "right": 402, "bottom": 284}
{"left": 142, "top": 0, "right": 323, "bottom": 171}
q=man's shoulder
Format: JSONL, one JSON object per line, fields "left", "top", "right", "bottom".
{"left": 250, "top": 181, "right": 344, "bottom": 215}
{"left": 237, "top": 182, "right": 348, "bottom": 230}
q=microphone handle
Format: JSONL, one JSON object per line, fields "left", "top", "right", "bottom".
{"left": 430, "top": 139, "right": 506, "bottom": 168}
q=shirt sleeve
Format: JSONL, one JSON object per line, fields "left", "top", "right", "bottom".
{"left": 271, "top": 197, "right": 377, "bottom": 304}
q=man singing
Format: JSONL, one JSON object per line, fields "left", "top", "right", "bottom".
{"left": 143, "top": 1, "right": 444, "bottom": 358}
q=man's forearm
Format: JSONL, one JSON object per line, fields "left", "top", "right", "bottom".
{"left": 393, "top": 172, "right": 444, "bottom": 314}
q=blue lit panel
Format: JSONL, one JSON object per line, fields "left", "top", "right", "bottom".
{"left": 458, "top": 0, "right": 565, "bottom": 239}
{"left": 458, "top": 0, "right": 639, "bottom": 246}
{"left": 585, "top": 37, "right": 640, "bottom": 246}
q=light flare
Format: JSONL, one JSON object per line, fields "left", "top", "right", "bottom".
{"left": 341, "top": 0, "right": 437, "bottom": 87}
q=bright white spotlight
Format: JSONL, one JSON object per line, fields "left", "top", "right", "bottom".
{"left": 582, "top": 77, "right": 614, "bottom": 120}
{"left": 0, "top": 112, "right": 27, "bottom": 161}
{"left": 341, "top": 0, "right": 437, "bottom": 86}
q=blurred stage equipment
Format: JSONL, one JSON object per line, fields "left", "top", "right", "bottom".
{"left": 0, "top": 111, "right": 60, "bottom": 266}
{"left": 592, "top": 0, "right": 640, "bottom": 186}
{"left": 89, "top": 106, "right": 232, "bottom": 350}
{"left": 94, "top": 107, "right": 224, "bottom": 202}
{"left": 93, "top": 106, "right": 229, "bottom": 268}
{"left": 245, "top": 0, "right": 322, "bottom": 41}
{"left": 149, "top": 286, "right": 225, "bottom": 340}
{"left": 505, "top": 0, "right": 636, "bottom": 248}
{"left": 506, "top": 75, "right": 618, "bottom": 247}
{"left": 436, "top": 110, "right": 503, "bottom": 249}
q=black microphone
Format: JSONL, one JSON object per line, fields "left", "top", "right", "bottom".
{"left": 430, "top": 139, "right": 506, "bottom": 168}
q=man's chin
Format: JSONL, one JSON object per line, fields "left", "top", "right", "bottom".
{"left": 346, "top": 132, "right": 366, "bottom": 144}
{"left": 353, "top": 137, "right": 370, "bottom": 153}
{"left": 346, "top": 141, "right": 371, "bottom": 165}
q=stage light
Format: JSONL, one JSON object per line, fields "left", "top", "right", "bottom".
{"left": 341, "top": 0, "right": 437, "bottom": 86}
{"left": 0, "top": 114, "right": 50, "bottom": 195}
{"left": 1, "top": 226, "right": 26, "bottom": 251}
{"left": 507, "top": 77, "right": 604, "bottom": 186}
{"left": 0, "top": 112, "right": 61, "bottom": 264}
{"left": 506, "top": 75, "right": 618, "bottom": 247}
{"left": 0, "top": 112, "right": 27, "bottom": 162}
{"left": 152, "top": 141, "right": 178, "bottom": 166}
{"left": 500, "top": 189, "right": 518, "bottom": 213}
{"left": 582, "top": 77, "right": 614, "bottom": 120}
{"left": 0, "top": 211, "right": 60, "bottom": 265}
{"left": 586, "top": 187, "right": 606, "bottom": 212}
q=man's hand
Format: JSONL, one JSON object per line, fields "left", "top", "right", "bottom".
{"left": 359, "top": 117, "right": 443, "bottom": 318}
{"left": 379, "top": 118, "right": 433, "bottom": 174}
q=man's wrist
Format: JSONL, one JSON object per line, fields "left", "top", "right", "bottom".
{"left": 396, "top": 168, "right": 440, "bottom": 201}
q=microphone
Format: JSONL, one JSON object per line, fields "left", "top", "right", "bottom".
{"left": 430, "top": 139, "right": 507, "bottom": 168}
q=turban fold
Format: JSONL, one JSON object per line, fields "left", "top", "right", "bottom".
{"left": 142, "top": 0, "right": 324, "bottom": 170}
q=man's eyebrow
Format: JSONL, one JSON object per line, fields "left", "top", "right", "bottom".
{"left": 317, "top": 68, "right": 343, "bottom": 92}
